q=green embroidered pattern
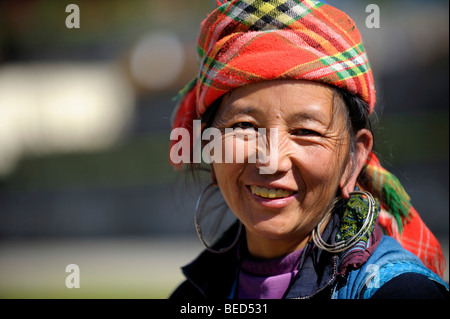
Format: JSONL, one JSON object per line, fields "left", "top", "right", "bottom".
{"left": 336, "top": 193, "right": 380, "bottom": 244}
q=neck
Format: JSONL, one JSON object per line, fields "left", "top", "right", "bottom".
{"left": 245, "top": 231, "right": 311, "bottom": 259}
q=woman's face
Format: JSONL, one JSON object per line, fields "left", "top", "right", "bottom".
{"left": 210, "top": 80, "right": 369, "bottom": 258}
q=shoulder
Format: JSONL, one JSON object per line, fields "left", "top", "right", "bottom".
{"left": 333, "top": 235, "right": 449, "bottom": 299}
{"left": 371, "top": 272, "right": 448, "bottom": 299}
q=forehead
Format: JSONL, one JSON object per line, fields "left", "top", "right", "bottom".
{"left": 216, "top": 80, "right": 339, "bottom": 124}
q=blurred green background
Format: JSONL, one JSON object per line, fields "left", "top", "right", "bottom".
{"left": 0, "top": 0, "right": 448, "bottom": 298}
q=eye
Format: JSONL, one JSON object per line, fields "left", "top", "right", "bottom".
{"left": 232, "top": 122, "right": 255, "bottom": 130}
{"left": 293, "top": 129, "right": 322, "bottom": 137}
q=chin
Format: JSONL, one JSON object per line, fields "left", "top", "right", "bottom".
{"left": 247, "top": 216, "right": 300, "bottom": 240}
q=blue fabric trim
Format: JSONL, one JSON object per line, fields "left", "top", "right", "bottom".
{"left": 362, "top": 260, "right": 447, "bottom": 299}
{"left": 332, "top": 236, "right": 449, "bottom": 299}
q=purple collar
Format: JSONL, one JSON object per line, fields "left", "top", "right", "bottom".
{"left": 235, "top": 241, "right": 306, "bottom": 299}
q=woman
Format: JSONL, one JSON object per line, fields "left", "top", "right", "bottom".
{"left": 169, "top": 0, "right": 448, "bottom": 299}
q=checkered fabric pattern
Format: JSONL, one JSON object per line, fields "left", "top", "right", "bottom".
{"left": 365, "top": 153, "right": 446, "bottom": 277}
{"left": 171, "top": 0, "right": 375, "bottom": 137}
{"left": 170, "top": 0, "right": 446, "bottom": 278}
{"left": 378, "top": 209, "right": 446, "bottom": 278}
{"left": 194, "top": 0, "right": 375, "bottom": 115}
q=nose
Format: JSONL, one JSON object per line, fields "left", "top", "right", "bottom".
{"left": 256, "top": 131, "right": 292, "bottom": 175}
{"left": 275, "top": 143, "right": 293, "bottom": 173}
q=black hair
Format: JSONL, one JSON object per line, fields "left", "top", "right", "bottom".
{"left": 332, "top": 86, "right": 376, "bottom": 187}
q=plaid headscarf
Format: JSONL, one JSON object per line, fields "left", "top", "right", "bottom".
{"left": 170, "top": 0, "right": 445, "bottom": 277}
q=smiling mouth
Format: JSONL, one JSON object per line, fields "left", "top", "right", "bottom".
{"left": 249, "top": 185, "right": 295, "bottom": 199}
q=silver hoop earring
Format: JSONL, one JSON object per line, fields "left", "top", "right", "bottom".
{"left": 195, "top": 183, "right": 242, "bottom": 254}
{"left": 312, "top": 190, "right": 376, "bottom": 253}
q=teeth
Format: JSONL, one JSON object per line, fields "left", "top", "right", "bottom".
{"left": 250, "top": 185, "right": 294, "bottom": 199}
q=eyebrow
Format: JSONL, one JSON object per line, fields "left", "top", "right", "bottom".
{"left": 289, "top": 111, "right": 329, "bottom": 126}
{"left": 216, "top": 103, "right": 329, "bottom": 126}
{"left": 215, "top": 105, "right": 264, "bottom": 122}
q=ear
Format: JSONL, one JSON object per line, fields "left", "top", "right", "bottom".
{"left": 339, "top": 129, "right": 373, "bottom": 198}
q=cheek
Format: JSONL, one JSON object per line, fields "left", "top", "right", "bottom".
{"left": 294, "top": 144, "right": 347, "bottom": 188}
{"left": 211, "top": 162, "right": 245, "bottom": 204}
{"left": 212, "top": 163, "right": 247, "bottom": 222}
{"left": 211, "top": 133, "right": 256, "bottom": 210}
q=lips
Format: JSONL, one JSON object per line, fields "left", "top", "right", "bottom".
{"left": 249, "top": 185, "right": 295, "bottom": 199}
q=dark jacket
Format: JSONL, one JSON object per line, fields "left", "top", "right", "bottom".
{"left": 170, "top": 215, "right": 448, "bottom": 299}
